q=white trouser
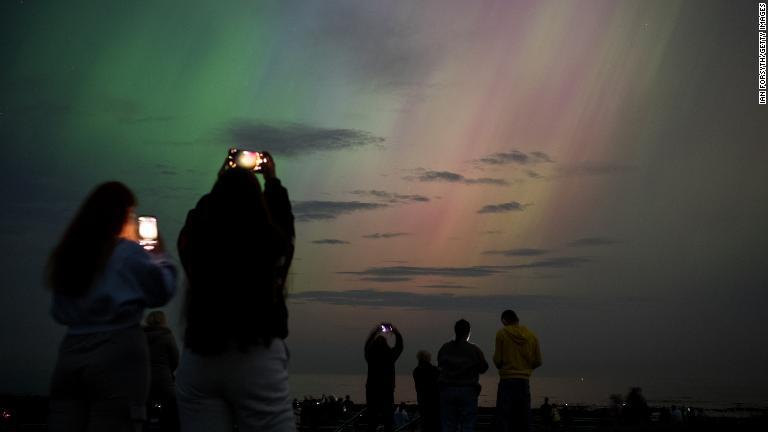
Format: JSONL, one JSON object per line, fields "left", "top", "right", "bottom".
{"left": 176, "top": 340, "right": 296, "bottom": 432}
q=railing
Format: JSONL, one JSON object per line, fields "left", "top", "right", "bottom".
{"left": 332, "top": 407, "right": 367, "bottom": 432}
{"left": 393, "top": 413, "right": 421, "bottom": 432}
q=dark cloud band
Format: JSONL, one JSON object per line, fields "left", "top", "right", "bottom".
{"left": 229, "top": 121, "right": 384, "bottom": 156}
{"left": 293, "top": 200, "right": 387, "bottom": 221}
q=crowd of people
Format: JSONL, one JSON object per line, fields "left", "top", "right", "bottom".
{"left": 44, "top": 151, "right": 545, "bottom": 432}
{"left": 47, "top": 151, "right": 295, "bottom": 432}
{"left": 364, "top": 313, "right": 542, "bottom": 432}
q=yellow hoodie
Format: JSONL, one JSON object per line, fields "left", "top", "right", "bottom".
{"left": 493, "top": 324, "right": 542, "bottom": 380}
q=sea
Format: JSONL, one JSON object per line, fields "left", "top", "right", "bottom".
{"left": 289, "top": 374, "right": 768, "bottom": 410}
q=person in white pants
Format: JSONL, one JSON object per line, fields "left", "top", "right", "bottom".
{"left": 175, "top": 152, "right": 296, "bottom": 432}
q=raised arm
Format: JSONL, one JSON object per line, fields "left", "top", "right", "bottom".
{"left": 392, "top": 327, "right": 404, "bottom": 360}
{"left": 124, "top": 245, "right": 178, "bottom": 307}
{"left": 364, "top": 326, "right": 380, "bottom": 362}
{"left": 260, "top": 152, "right": 295, "bottom": 283}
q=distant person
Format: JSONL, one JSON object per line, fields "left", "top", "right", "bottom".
{"left": 413, "top": 350, "right": 440, "bottom": 432}
{"left": 343, "top": 395, "right": 354, "bottom": 413}
{"left": 393, "top": 402, "right": 410, "bottom": 428}
{"left": 539, "top": 397, "right": 553, "bottom": 430}
{"left": 47, "top": 182, "right": 177, "bottom": 432}
{"left": 670, "top": 405, "right": 683, "bottom": 424}
{"left": 175, "top": 152, "right": 296, "bottom": 432}
{"left": 144, "top": 310, "right": 180, "bottom": 431}
{"left": 437, "top": 319, "right": 489, "bottom": 431}
{"left": 493, "top": 309, "right": 542, "bottom": 432}
{"left": 364, "top": 323, "right": 404, "bottom": 432}
{"left": 623, "top": 387, "right": 649, "bottom": 425}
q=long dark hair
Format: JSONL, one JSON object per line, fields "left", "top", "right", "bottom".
{"left": 182, "top": 168, "right": 290, "bottom": 354}
{"left": 47, "top": 182, "right": 136, "bottom": 296}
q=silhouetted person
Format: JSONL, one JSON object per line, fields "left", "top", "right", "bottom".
{"left": 493, "top": 310, "right": 542, "bottom": 432}
{"left": 539, "top": 397, "right": 553, "bottom": 430}
{"left": 413, "top": 350, "right": 440, "bottom": 432}
{"left": 47, "top": 182, "right": 177, "bottom": 432}
{"left": 343, "top": 395, "right": 354, "bottom": 413}
{"left": 438, "top": 319, "right": 489, "bottom": 432}
{"left": 670, "top": 405, "right": 683, "bottom": 424}
{"left": 623, "top": 387, "right": 649, "bottom": 425}
{"left": 144, "top": 310, "right": 180, "bottom": 431}
{"left": 364, "top": 323, "right": 404, "bottom": 432}
{"left": 175, "top": 152, "right": 296, "bottom": 432}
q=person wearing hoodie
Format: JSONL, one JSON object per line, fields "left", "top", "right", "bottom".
{"left": 493, "top": 310, "right": 542, "bottom": 432}
{"left": 437, "top": 319, "right": 489, "bottom": 431}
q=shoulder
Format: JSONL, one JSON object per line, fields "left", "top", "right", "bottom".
{"left": 113, "top": 240, "right": 149, "bottom": 264}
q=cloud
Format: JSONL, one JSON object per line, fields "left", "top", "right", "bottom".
{"left": 476, "top": 150, "right": 554, "bottom": 166}
{"left": 292, "top": 200, "right": 387, "bottom": 221}
{"left": 340, "top": 265, "right": 504, "bottom": 278}
{"left": 419, "top": 284, "right": 474, "bottom": 289}
{"left": 557, "top": 161, "right": 634, "bottom": 177}
{"left": 350, "top": 190, "right": 430, "bottom": 203}
{"left": 477, "top": 201, "right": 527, "bottom": 214}
{"left": 464, "top": 177, "right": 510, "bottom": 185}
{"left": 406, "top": 170, "right": 509, "bottom": 186}
{"left": 504, "top": 256, "right": 591, "bottom": 269}
{"left": 312, "top": 239, "right": 350, "bottom": 245}
{"left": 360, "top": 277, "right": 412, "bottom": 283}
{"left": 229, "top": 121, "right": 384, "bottom": 156}
{"left": 567, "top": 237, "right": 619, "bottom": 247}
{"left": 340, "top": 258, "right": 590, "bottom": 281}
{"left": 290, "top": 289, "right": 568, "bottom": 311}
{"left": 483, "top": 248, "right": 550, "bottom": 257}
{"left": 362, "top": 232, "right": 409, "bottom": 239}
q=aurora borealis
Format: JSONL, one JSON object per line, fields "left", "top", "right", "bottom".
{"left": 1, "top": 0, "right": 767, "bottom": 403}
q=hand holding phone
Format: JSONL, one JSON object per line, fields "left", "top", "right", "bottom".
{"left": 138, "top": 216, "right": 159, "bottom": 251}
{"left": 259, "top": 151, "right": 276, "bottom": 180}
{"left": 226, "top": 148, "right": 266, "bottom": 172}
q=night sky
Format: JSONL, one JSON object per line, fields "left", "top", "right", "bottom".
{"left": 1, "top": 0, "right": 767, "bottom": 401}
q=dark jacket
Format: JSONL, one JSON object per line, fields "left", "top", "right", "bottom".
{"left": 178, "top": 178, "right": 295, "bottom": 355}
{"left": 365, "top": 332, "right": 403, "bottom": 392}
{"left": 413, "top": 361, "right": 439, "bottom": 407}
{"left": 144, "top": 325, "right": 179, "bottom": 400}
{"left": 437, "top": 340, "right": 489, "bottom": 388}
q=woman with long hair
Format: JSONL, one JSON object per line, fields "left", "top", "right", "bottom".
{"left": 47, "top": 181, "right": 177, "bottom": 432}
{"left": 175, "top": 151, "right": 296, "bottom": 432}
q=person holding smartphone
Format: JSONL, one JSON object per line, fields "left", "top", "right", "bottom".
{"left": 47, "top": 182, "right": 177, "bottom": 432}
{"left": 175, "top": 151, "right": 296, "bottom": 432}
{"left": 364, "top": 323, "right": 404, "bottom": 432}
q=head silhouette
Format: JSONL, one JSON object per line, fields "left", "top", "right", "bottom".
{"left": 454, "top": 319, "right": 471, "bottom": 341}
{"left": 209, "top": 167, "right": 271, "bottom": 228}
{"left": 371, "top": 334, "right": 390, "bottom": 353}
{"left": 501, "top": 309, "right": 519, "bottom": 325}
{"left": 416, "top": 350, "right": 432, "bottom": 364}
{"left": 48, "top": 182, "right": 136, "bottom": 296}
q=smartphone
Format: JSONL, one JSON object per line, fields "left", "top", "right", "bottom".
{"left": 380, "top": 323, "right": 393, "bottom": 333}
{"left": 137, "top": 216, "right": 158, "bottom": 251}
{"left": 226, "top": 148, "right": 266, "bottom": 172}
